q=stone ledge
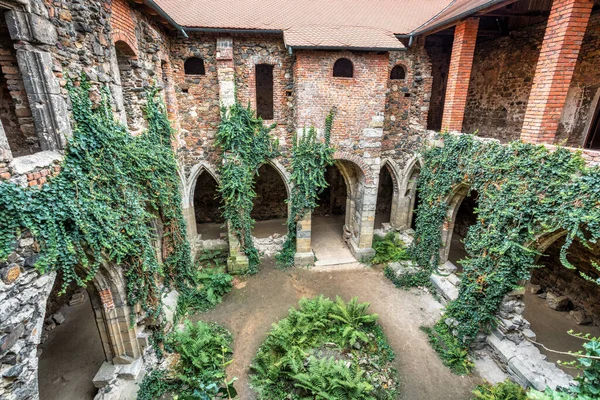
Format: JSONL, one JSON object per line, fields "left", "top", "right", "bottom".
{"left": 9, "top": 151, "right": 62, "bottom": 175}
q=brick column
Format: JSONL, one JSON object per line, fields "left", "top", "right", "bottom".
{"left": 441, "top": 18, "right": 479, "bottom": 132}
{"left": 521, "top": 0, "right": 593, "bottom": 144}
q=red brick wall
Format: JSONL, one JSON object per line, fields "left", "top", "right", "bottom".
{"left": 521, "top": 0, "right": 593, "bottom": 144}
{"left": 294, "top": 51, "right": 387, "bottom": 150}
{"left": 110, "top": 0, "right": 139, "bottom": 56}
{"left": 441, "top": 18, "right": 479, "bottom": 132}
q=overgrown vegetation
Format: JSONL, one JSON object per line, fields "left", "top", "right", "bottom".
{"left": 137, "top": 320, "right": 237, "bottom": 399}
{"left": 277, "top": 111, "right": 335, "bottom": 267}
{"left": 421, "top": 323, "right": 473, "bottom": 375}
{"left": 409, "top": 133, "right": 600, "bottom": 350}
{"left": 250, "top": 296, "right": 399, "bottom": 400}
{"left": 0, "top": 77, "right": 196, "bottom": 335}
{"left": 216, "top": 103, "right": 279, "bottom": 274}
{"left": 371, "top": 232, "right": 410, "bottom": 265}
{"left": 472, "top": 380, "right": 528, "bottom": 400}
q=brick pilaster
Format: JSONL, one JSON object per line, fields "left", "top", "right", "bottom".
{"left": 521, "top": 0, "right": 593, "bottom": 144}
{"left": 441, "top": 18, "right": 479, "bottom": 132}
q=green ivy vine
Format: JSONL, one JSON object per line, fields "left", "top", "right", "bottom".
{"left": 0, "top": 76, "right": 194, "bottom": 329}
{"left": 277, "top": 110, "right": 335, "bottom": 267}
{"left": 410, "top": 133, "right": 600, "bottom": 346}
{"left": 216, "top": 103, "right": 279, "bottom": 274}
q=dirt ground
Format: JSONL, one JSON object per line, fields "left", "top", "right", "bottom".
{"left": 193, "top": 259, "right": 481, "bottom": 400}
{"left": 38, "top": 290, "right": 105, "bottom": 400}
{"left": 524, "top": 284, "right": 600, "bottom": 377}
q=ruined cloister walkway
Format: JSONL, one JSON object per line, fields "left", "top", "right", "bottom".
{"left": 192, "top": 258, "right": 482, "bottom": 400}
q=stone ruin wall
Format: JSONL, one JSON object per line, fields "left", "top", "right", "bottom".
{"left": 0, "top": 0, "right": 175, "bottom": 398}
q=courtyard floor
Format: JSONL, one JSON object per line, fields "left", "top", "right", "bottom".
{"left": 192, "top": 258, "right": 482, "bottom": 400}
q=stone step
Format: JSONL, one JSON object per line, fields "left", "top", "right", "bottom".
{"left": 117, "top": 357, "right": 144, "bottom": 380}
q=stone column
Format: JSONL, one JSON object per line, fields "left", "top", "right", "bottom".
{"left": 5, "top": 10, "right": 71, "bottom": 150}
{"left": 349, "top": 177, "right": 377, "bottom": 260}
{"left": 441, "top": 18, "right": 479, "bottom": 132}
{"left": 294, "top": 211, "right": 314, "bottom": 266}
{"left": 226, "top": 221, "right": 249, "bottom": 273}
{"left": 0, "top": 119, "right": 12, "bottom": 163}
{"left": 521, "top": 0, "right": 593, "bottom": 144}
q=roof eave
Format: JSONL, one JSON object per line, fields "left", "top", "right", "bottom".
{"left": 408, "top": 0, "right": 516, "bottom": 37}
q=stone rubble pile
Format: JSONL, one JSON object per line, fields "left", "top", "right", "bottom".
{"left": 253, "top": 233, "right": 286, "bottom": 257}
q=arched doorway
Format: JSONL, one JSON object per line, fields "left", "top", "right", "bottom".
{"left": 375, "top": 165, "right": 394, "bottom": 230}
{"left": 193, "top": 171, "right": 226, "bottom": 240}
{"left": 447, "top": 190, "right": 478, "bottom": 271}
{"left": 523, "top": 233, "right": 600, "bottom": 377}
{"left": 38, "top": 277, "right": 106, "bottom": 400}
{"left": 251, "top": 163, "right": 288, "bottom": 239}
{"left": 311, "top": 162, "right": 359, "bottom": 264}
{"left": 439, "top": 185, "right": 478, "bottom": 270}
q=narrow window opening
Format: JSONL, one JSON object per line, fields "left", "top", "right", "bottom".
{"left": 0, "top": 13, "right": 40, "bottom": 157}
{"left": 255, "top": 64, "right": 274, "bottom": 120}
{"left": 390, "top": 65, "right": 406, "bottom": 80}
{"left": 333, "top": 58, "right": 353, "bottom": 78}
{"left": 584, "top": 98, "right": 600, "bottom": 150}
{"left": 184, "top": 57, "right": 205, "bottom": 75}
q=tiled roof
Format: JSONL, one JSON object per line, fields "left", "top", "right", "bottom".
{"left": 153, "top": 0, "right": 456, "bottom": 49}
{"left": 412, "top": 0, "right": 509, "bottom": 34}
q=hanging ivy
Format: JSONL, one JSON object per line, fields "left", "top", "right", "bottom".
{"left": 216, "top": 103, "right": 279, "bottom": 274}
{"left": 410, "top": 133, "right": 600, "bottom": 347}
{"left": 0, "top": 76, "right": 195, "bottom": 326}
{"left": 276, "top": 110, "right": 335, "bottom": 267}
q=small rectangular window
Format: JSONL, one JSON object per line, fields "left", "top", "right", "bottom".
{"left": 255, "top": 64, "right": 274, "bottom": 120}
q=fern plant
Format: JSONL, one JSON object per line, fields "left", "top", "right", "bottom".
{"left": 329, "top": 296, "right": 378, "bottom": 346}
{"left": 292, "top": 356, "right": 376, "bottom": 400}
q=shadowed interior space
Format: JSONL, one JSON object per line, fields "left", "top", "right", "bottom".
{"left": 194, "top": 171, "right": 226, "bottom": 240}
{"left": 448, "top": 191, "right": 479, "bottom": 271}
{"left": 251, "top": 164, "right": 287, "bottom": 239}
{"left": 375, "top": 165, "right": 393, "bottom": 229}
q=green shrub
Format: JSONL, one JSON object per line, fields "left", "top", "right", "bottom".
{"left": 472, "top": 379, "right": 527, "bottom": 400}
{"left": 384, "top": 265, "right": 430, "bottom": 289}
{"left": 371, "top": 232, "right": 410, "bottom": 265}
{"left": 138, "top": 320, "right": 236, "bottom": 400}
{"left": 422, "top": 322, "right": 474, "bottom": 375}
{"left": 527, "top": 388, "right": 594, "bottom": 400}
{"left": 176, "top": 268, "right": 233, "bottom": 318}
{"left": 250, "top": 296, "right": 398, "bottom": 400}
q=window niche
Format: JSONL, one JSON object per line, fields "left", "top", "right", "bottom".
{"left": 255, "top": 64, "right": 274, "bottom": 120}
{"left": 390, "top": 64, "right": 406, "bottom": 80}
{"left": 184, "top": 57, "right": 206, "bottom": 75}
{"left": 333, "top": 58, "right": 353, "bottom": 78}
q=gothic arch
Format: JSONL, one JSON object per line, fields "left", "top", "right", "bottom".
{"left": 440, "top": 183, "right": 471, "bottom": 263}
{"left": 185, "top": 161, "right": 220, "bottom": 209}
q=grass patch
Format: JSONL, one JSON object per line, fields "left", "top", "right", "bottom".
{"left": 250, "top": 296, "right": 399, "bottom": 400}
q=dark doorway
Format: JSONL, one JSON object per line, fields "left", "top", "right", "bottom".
{"left": 194, "top": 171, "right": 225, "bottom": 240}
{"left": 255, "top": 64, "right": 274, "bottom": 120}
{"left": 448, "top": 191, "right": 479, "bottom": 271}
{"left": 38, "top": 277, "right": 105, "bottom": 400}
{"left": 584, "top": 98, "right": 600, "bottom": 149}
{"left": 375, "top": 166, "right": 393, "bottom": 229}
{"left": 251, "top": 163, "right": 287, "bottom": 238}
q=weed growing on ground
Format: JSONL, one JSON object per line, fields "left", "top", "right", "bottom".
{"left": 137, "top": 320, "right": 237, "bottom": 399}
{"left": 371, "top": 232, "right": 410, "bottom": 265}
{"left": 472, "top": 379, "right": 527, "bottom": 400}
{"left": 250, "top": 296, "right": 398, "bottom": 400}
{"left": 421, "top": 323, "right": 474, "bottom": 375}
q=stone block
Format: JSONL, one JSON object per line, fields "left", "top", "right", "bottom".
{"left": 546, "top": 292, "right": 572, "bottom": 311}
{"left": 161, "top": 290, "right": 179, "bottom": 327}
{"left": 113, "top": 355, "right": 135, "bottom": 365}
{"left": 430, "top": 273, "right": 459, "bottom": 302}
{"left": 51, "top": 312, "right": 65, "bottom": 325}
{"left": 93, "top": 362, "right": 118, "bottom": 388}
{"left": 528, "top": 284, "right": 542, "bottom": 294}
{"left": 68, "top": 292, "right": 85, "bottom": 306}
{"left": 570, "top": 310, "right": 592, "bottom": 325}
{"left": 294, "top": 251, "right": 315, "bottom": 267}
{"left": 117, "top": 357, "right": 143, "bottom": 380}
{"left": 0, "top": 265, "right": 20, "bottom": 284}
